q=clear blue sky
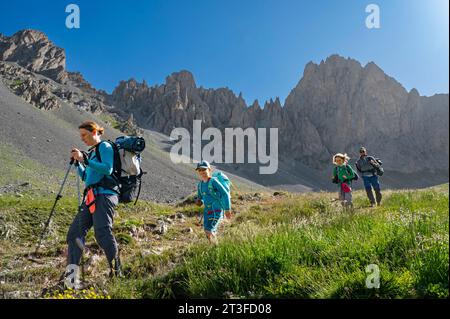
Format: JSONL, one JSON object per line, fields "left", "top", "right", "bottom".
{"left": 0, "top": 0, "right": 448, "bottom": 105}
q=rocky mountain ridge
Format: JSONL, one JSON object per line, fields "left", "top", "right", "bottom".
{"left": 111, "top": 56, "right": 449, "bottom": 174}
{"left": 1, "top": 29, "right": 448, "bottom": 180}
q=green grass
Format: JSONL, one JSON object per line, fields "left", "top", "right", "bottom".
{"left": 0, "top": 142, "right": 83, "bottom": 252}
{"left": 0, "top": 192, "right": 177, "bottom": 245}
{"left": 0, "top": 170, "right": 448, "bottom": 299}
{"left": 10, "top": 79, "right": 24, "bottom": 89}
{"left": 137, "top": 186, "right": 449, "bottom": 299}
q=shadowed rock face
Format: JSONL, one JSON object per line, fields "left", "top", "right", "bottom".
{"left": 0, "top": 29, "right": 67, "bottom": 83}
{"left": 111, "top": 71, "right": 249, "bottom": 134}
{"left": 111, "top": 55, "right": 449, "bottom": 174}
{"left": 282, "top": 55, "right": 449, "bottom": 173}
{"left": 0, "top": 29, "right": 448, "bottom": 178}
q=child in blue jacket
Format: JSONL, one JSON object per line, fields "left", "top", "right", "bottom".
{"left": 195, "top": 160, "right": 231, "bottom": 244}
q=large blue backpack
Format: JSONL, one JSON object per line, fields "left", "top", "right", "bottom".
{"left": 95, "top": 136, "right": 146, "bottom": 204}
{"left": 209, "top": 171, "right": 231, "bottom": 194}
{"left": 198, "top": 171, "right": 231, "bottom": 208}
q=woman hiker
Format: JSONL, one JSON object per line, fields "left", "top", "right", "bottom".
{"left": 332, "top": 153, "right": 357, "bottom": 211}
{"left": 66, "top": 121, "right": 122, "bottom": 281}
{"left": 195, "top": 160, "right": 232, "bottom": 244}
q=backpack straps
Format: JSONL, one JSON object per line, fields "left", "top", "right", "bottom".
{"left": 346, "top": 164, "right": 358, "bottom": 180}
{"left": 345, "top": 164, "right": 352, "bottom": 176}
{"left": 207, "top": 177, "right": 221, "bottom": 201}
{"left": 197, "top": 178, "right": 221, "bottom": 202}
{"left": 89, "top": 141, "right": 121, "bottom": 193}
{"left": 94, "top": 141, "right": 106, "bottom": 163}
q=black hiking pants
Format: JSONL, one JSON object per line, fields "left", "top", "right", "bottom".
{"left": 66, "top": 194, "right": 119, "bottom": 266}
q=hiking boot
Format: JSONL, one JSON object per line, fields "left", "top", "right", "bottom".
{"left": 57, "top": 266, "right": 84, "bottom": 290}
{"left": 370, "top": 203, "right": 375, "bottom": 208}
{"left": 109, "top": 256, "right": 123, "bottom": 278}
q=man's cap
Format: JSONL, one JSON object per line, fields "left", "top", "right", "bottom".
{"left": 195, "top": 160, "right": 211, "bottom": 170}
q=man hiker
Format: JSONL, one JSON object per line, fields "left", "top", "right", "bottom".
{"left": 195, "top": 160, "right": 231, "bottom": 244}
{"left": 355, "top": 146, "right": 382, "bottom": 207}
{"left": 66, "top": 121, "right": 122, "bottom": 283}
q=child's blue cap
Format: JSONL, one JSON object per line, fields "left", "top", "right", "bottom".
{"left": 195, "top": 160, "right": 211, "bottom": 170}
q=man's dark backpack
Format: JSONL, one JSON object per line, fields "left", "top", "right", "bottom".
{"left": 369, "top": 157, "right": 384, "bottom": 176}
{"left": 95, "top": 136, "right": 146, "bottom": 205}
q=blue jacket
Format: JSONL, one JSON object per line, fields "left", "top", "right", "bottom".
{"left": 197, "top": 177, "right": 231, "bottom": 212}
{"left": 77, "top": 142, "right": 117, "bottom": 195}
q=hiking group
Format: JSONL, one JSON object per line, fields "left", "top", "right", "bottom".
{"left": 54, "top": 120, "right": 383, "bottom": 286}
{"left": 332, "top": 146, "right": 384, "bottom": 211}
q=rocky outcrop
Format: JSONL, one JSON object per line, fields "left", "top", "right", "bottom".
{"left": 112, "top": 71, "right": 248, "bottom": 135}
{"left": 111, "top": 55, "right": 449, "bottom": 174}
{"left": 67, "top": 72, "right": 96, "bottom": 94}
{"left": 0, "top": 30, "right": 109, "bottom": 114}
{"left": 117, "top": 113, "right": 143, "bottom": 136}
{"left": 0, "top": 61, "right": 107, "bottom": 113}
{"left": 0, "top": 62, "right": 59, "bottom": 110}
{"left": 282, "top": 55, "right": 449, "bottom": 172}
{"left": 0, "top": 28, "right": 447, "bottom": 175}
{"left": 0, "top": 30, "right": 67, "bottom": 83}
{"left": 12, "top": 77, "right": 59, "bottom": 110}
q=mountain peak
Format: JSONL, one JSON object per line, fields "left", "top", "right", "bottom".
{"left": 0, "top": 29, "right": 66, "bottom": 83}
{"left": 264, "top": 97, "right": 282, "bottom": 110}
{"left": 409, "top": 87, "right": 420, "bottom": 96}
{"left": 11, "top": 29, "right": 50, "bottom": 44}
{"left": 274, "top": 96, "right": 282, "bottom": 106}
{"left": 166, "top": 70, "right": 196, "bottom": 90}
{"left": 301, "top": 55, "right": 364, "bottom": 83}
{"left": 324, "top": 54, "right": 362, "bottom": 67}
{"left": 250, "top": 99, "right": 261, "bottom": 109}
{"left": 364, "top": 61, "right": 383, "bottom": 72}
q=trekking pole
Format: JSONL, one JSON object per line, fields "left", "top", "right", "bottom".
{"left": 32, "top": 159, "right": 75, "bottom": 257}
{"left": 76, "top": 164, "right": 81, "bottom": 210}
{"left": 75, "top": 170, "right": 86, "bottom": 286}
